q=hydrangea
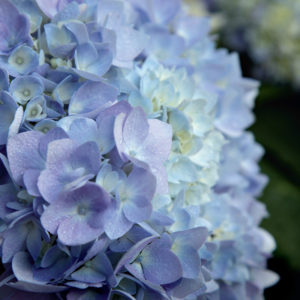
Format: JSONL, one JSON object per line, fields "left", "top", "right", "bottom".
{"left": 207, "top": 0, "right": 300, "bottom": 85}
{"left": 0, "top": 0, "right": 278, "bottom": 299}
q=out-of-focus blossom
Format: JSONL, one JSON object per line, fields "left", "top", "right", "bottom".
{"left": 208, "top": 0, "right": 300, "bottom": 85}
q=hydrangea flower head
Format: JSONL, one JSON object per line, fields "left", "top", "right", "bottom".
{"left": 0, "top": 0, "right": 278, "bottom": 299}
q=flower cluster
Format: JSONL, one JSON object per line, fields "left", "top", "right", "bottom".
{"left": 209, "top": 0, "right": 300, "bottom": 86}
{"left": 0, "top": 0, "right": 277, "bottom": 299}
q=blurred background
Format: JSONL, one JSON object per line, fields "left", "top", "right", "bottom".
{"left": 186, "top": 0, "right": 300, "bottom": 299}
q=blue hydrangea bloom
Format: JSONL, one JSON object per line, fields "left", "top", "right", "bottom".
{"left": 41, "top": 182, "right": 111, "bottom": 245}
{"left": 0, "top": 91, "right": 18, "bottom": 145}
{"left": 0, "top": 0, "right": 277, "bottom": 299}
{"left": 0, "top": 0, "right": 32, "bottom": 55}
{"left": 9, "top": 75, "right": 44, "bottom": 105}
{"left": 7, "top": 45, "right": 39, "bottom": 75}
